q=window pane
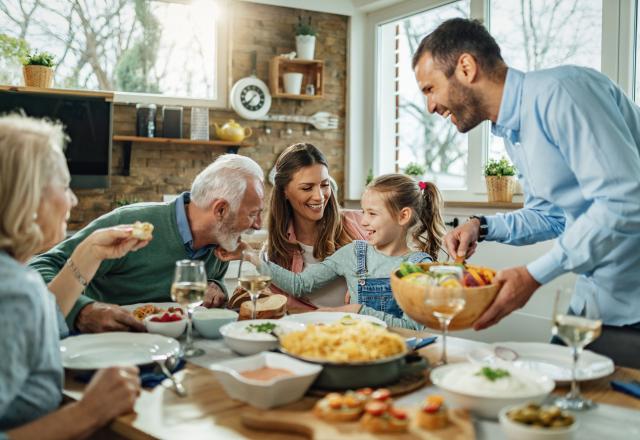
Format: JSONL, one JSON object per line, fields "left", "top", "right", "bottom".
{"left": 390, "top": 0, "right": 470, "bottom": 189}
{"left": 489, "top": 0, "right": 602, "bottom": 160}
{"left": 0, "top": 0, "right": 219, "bottom": 99}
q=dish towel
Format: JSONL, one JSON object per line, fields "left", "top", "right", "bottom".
{"left": 610, "top": 380, "right": 640, "bottom": 399}
{"left": 73, "top": 358, "right": 186, "bottom": 389}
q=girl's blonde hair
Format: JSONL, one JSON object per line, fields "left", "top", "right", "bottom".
{"left": 0, "top": 114, "right": 68, "bottom": 261}
{"left": 367, "top": 174, "right": 445, "bottom": 260}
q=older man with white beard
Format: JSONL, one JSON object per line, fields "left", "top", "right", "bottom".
{"left": 30, "top": 154, "right": 264, "bottom": 333}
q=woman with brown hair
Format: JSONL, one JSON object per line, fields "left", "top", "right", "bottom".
{"left": 266, "top": 143, "right": 366, "bottom": 310}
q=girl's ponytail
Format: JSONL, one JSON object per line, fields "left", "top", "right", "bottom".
{"left": 412, "top": 181, "right": 445, "bottom": 260}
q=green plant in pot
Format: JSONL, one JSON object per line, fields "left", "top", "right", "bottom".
{"left": 22, "top": 50, "right": 56, "bottom": 88}
{"left": 483, "top": 157, "right": 517, "bottom": 202}
{"left": 403, "top": 162, "right": 426, "bottom": 180}
{"left": 295, "top": 16, "right": 317, "bottom": 60}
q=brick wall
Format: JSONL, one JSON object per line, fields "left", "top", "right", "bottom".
{"left": 69, "top": 2, "right": 348, "bottom": 230}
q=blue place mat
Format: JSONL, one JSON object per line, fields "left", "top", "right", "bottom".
{"left": 73, "top": 358, "right": 186, "bottom": 389}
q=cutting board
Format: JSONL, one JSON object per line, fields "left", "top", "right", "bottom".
{"left": 241, "top": 398, "right": 475, "bottom": 440}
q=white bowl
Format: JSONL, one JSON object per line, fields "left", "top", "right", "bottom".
{"left": 219, "top": 319, "right": 305, "bottom": 356}
{"left": 144, "top": 313, "right": 187, "bottom": 339}
{"left": 499, "top": 404, "right": 578, "bottom": 440}
{"left": 430, "top": 362, "right": 555, "bottom": 419}
{"left": 193, "top": 308, "right": 238, "bottom": 339}
{"left": 209, "top": 351, "right": 322, "bottom": 409}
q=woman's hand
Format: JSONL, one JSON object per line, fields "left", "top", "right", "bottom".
{"left": 74, "top": 226, "right": 151, "bottom": 263}
{"left": 78, "top": 366, "right": 141, "bottom": 427}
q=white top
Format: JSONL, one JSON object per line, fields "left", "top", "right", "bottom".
{"left": 298, "top": 242, "right": 348, "bottom": 307}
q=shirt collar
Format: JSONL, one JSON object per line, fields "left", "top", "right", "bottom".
{"left": 175, "top": 191, "right": 193, "bottom": 246}
{"left": 491, "top": 67, "right": 524, "bottom": 144}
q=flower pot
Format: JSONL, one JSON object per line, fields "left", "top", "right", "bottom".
{"left": 23, "top": 65, "right": 54, "bottom": 88}
{"left": 485, "top": 176, "right": 516, "bottom": 203}
{"left": 295, "top": 35, "right": 316, "bottom": 60}
{"left": 283, "top": 72, "right": 304, "bottom": 95}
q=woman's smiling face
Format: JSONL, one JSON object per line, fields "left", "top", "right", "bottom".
{"left": 284, "top": 164, "right": 332, "bottom": 223}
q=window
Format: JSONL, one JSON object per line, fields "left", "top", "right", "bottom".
{"left": 0, "top": 0, "right": 228, "bottom": 107}
{"left": 489, "top": 0, "right": 602, "bottom": 160}
{"left": 377, "top": 1, "right": 470, "bottom": 190}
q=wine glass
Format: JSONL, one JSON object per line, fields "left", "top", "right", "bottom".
{"left": 237, "top": 249, "right": 272, "bottom": 320}
{"left": 551, "top": 287, "right": 602, "bottom": 410}
{"left": 424, "top": 285, "right": 466, "bottom": 366}
{"left": 170, "top": 259, "right": 207, "bottom": 358}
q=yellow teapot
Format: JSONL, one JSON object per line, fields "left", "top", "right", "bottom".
{"left": 214, "top": 119, "right": 253, "bottom": 143}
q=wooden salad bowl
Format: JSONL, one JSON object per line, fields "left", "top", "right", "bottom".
{"left": 390, "top": 263, "right": 499, "bottom": 331}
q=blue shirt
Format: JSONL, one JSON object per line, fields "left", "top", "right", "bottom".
{"left": 490, "top": 67, "right": 640, "bottom": 326}
{"left": 0, "top": 252, "right": 63, "bottom": 433}
{"left": 175, "top": 192, "right": 214, "bottom": 259}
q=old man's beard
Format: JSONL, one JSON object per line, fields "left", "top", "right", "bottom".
{"left": 214, "top": 214, "right": 241, "bottom": 252}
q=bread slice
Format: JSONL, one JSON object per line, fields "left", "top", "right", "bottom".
{"left": 227, "top": 287, "right": 270, "bottom": 309}
{"left": 131, "top": 221, "right": 154, "bottom": 240}
{"left": 239, "top": 294, "right": 287, "bottom": 320}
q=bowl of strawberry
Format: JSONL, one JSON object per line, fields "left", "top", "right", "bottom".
{"left": 144, "top": 310, "right": 187, "bottom": 339}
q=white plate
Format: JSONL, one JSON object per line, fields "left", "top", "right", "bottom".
{"left": 60, "top": 332, "right": 181, "bottom": 369}
{"left": 280, "top": 311, "right": 387, "bottom": 328}
{"left": 467, "top": 342, "right": 614, "bottom": 383}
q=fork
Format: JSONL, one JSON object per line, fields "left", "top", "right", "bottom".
{"left": 156, "top": 356, "right": 187, "bottom": 397}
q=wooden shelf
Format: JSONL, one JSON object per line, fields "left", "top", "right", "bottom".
{"left": 269, "top": 57, "right": 324, "bottom": 99}
{"left": 0, "top": 85, "right": 114, "bottom": 101}
{"left": 112, "top": 135, "right": 251, "bottom": 148}
{"left": 112, "top": 135, "right": 251, "bottom": 176}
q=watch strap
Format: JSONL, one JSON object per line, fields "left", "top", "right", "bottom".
{"left": 470, "top": 215, "right": 488, "bottom": 242}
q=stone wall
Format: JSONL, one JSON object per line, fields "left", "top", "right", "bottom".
{"left": 69, "top": 2, "right": 348, "bottom": 230}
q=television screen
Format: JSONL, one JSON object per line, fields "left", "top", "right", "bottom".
{"left": 0, "top": 90, "right": 112, "bottom": 189}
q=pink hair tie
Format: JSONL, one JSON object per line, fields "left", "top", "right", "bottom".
{"left": 418, "top": 181, "right": 427, "bottom": 190}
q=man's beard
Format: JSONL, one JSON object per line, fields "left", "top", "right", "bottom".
{"left": 447, "top": 75, "right": 486, "bottom": 133}
{"left": 214, "top": 213, "right": 241, "bottom": 252}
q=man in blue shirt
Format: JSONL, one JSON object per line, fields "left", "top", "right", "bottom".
{"left": 412, "top": 18, "right": 640, "bottom": 367}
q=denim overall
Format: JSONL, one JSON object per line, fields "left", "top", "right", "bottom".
{"left": 354, "top": 240, "right": 431, "bottom": 318}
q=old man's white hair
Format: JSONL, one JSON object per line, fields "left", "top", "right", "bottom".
{"left": 190, "top": 154, "right": 264, "bottom": 210}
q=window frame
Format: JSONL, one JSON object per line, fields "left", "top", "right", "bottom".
{"left": 351, "top": 0, "right": 637, "bottom": 202}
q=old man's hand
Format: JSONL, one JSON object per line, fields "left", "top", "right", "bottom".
{"left": 202, "top": 282, "right": 226, "bottom": 308}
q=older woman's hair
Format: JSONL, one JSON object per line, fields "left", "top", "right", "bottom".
{"left": 190, "top": 154, "right": 264, "bottom": 210}
{"left": 0, "top": 114, "right": 68, "bottom": 261}
{"left": 267, "top": 143, "right": 354, "bottom": 268}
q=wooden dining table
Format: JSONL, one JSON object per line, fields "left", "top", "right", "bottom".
{"left": 63, "top": 329, "right": 640, "bottom": 440}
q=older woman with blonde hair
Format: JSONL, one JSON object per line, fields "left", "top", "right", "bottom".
{"left": 0, "top": 114, "right": 148, "bottom": 439}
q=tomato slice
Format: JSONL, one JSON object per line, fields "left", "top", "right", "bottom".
{"left": 364, "top": 401, "right": 388, "bottom": 416}
{"left": 371, "top": 388, "right": 391, "bottom": 401}
{"left": 389, "top": 408, "right": 407, "bottom": 420}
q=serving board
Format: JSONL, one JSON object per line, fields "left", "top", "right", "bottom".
{"left": 241, "top": 398, "right": 475, "bottom": 440}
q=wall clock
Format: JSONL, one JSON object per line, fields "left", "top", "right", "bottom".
{"left": 230, "top": 76, "right": 272, "bottom": 120}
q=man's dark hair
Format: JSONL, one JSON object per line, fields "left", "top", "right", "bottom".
{"left": 411, "top": 18, "right": 504, "bottom": 78}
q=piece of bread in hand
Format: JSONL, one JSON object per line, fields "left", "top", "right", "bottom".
{"left": 239, "top": 293, "right": 287, "bottom": 320}
{"left": 131, "top": 221, "right": 154, "bottom": 240}
{"left": 227, "top": 286, "right": 270, "bottom": 309}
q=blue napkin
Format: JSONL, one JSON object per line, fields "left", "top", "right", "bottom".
{"left": 73, "top": 358, "right": 186, "bottom": 389}
{"left": 611, "top": 380, "right": 640, "bottom": 399}
{"left": 406, "top": 336, "right": 437, "bottom": 351}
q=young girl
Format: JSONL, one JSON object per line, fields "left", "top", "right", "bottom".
{"left": 266, "top": 174, "right": 446, "bottom": 329}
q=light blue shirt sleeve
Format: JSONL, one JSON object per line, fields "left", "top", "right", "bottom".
{"left": 524, "top": 81, "right": 640, "bottom": 284}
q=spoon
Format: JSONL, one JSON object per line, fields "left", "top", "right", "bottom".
{"left": 494, "top": 345, "right": 519, "bottom": 362}
{"left": 155, "top": 355, "right": 187, "bottom": 397}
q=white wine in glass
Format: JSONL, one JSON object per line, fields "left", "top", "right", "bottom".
{"left": 425, "top": 288, "right": 465, "bottom": 366}
{"left": 237, "top": 249, "right": 271, "bottom": 319}
{"left": 171, "top": 260, "right": 207, "bottom": 358}
{"left": 551, "top": 287, "right": 602, "bottom": 410}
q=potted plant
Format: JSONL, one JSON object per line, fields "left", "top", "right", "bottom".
{"left": 295, "top": 16, "right": 317, "bottom": 60}
{"left": 483, "top": 158, "right": 517, "bottom": 202}
{"left": 403, "top": 162, "right": 426, "bottom": 180}
{"left": 22, "top": 50, "right": 55, "bottom": 88}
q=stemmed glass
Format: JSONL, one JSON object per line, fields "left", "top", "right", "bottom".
{"left": 425, "top": 285, "right": 466, "bottom": 366}
{"left": 552, "top": 287, "right": 602, "bottom": 410}
{"left": 170, "top": 260, "right": 207, "bottom": 358}
{"left": 237, "top": 249, "right": 272, "bottom": 320}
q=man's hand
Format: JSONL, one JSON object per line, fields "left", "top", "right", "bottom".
{"left": 317, "top": 304, "right": 362, "bottom": 313}
{"left": 202, "top": 282, "right": 226, "bottom": 308}
{"left": 473, "top": 266, "right": 541, "bottom": 330}
{"left": 78, "top": 366, "right": 140, "bottom": 427}
{"left": 444, "top": 219, "right": 480, "bottom": 260}
{"left": 76, "top": 302, "right": 146, "bottom": 333}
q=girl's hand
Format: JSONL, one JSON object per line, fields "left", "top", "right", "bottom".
{"left": 75, "top": 226, "right": 151, "bottom": 263}
{"left": 317, "top": 304, "right": 363, "bottom": 313}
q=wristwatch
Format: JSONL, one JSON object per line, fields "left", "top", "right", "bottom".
{"left": 469, "top": 215, "right": 488, "bottom": 242}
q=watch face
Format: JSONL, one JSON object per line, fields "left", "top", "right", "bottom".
{"left": 240, "top": 85, "right": 265, "bottom": 111}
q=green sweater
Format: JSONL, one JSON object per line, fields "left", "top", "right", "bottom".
{"left": 268, "top": 242, "right": 425, "bottom": 330}
{"left": 29, "top": 199, "right": 228, "bottom": 329}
